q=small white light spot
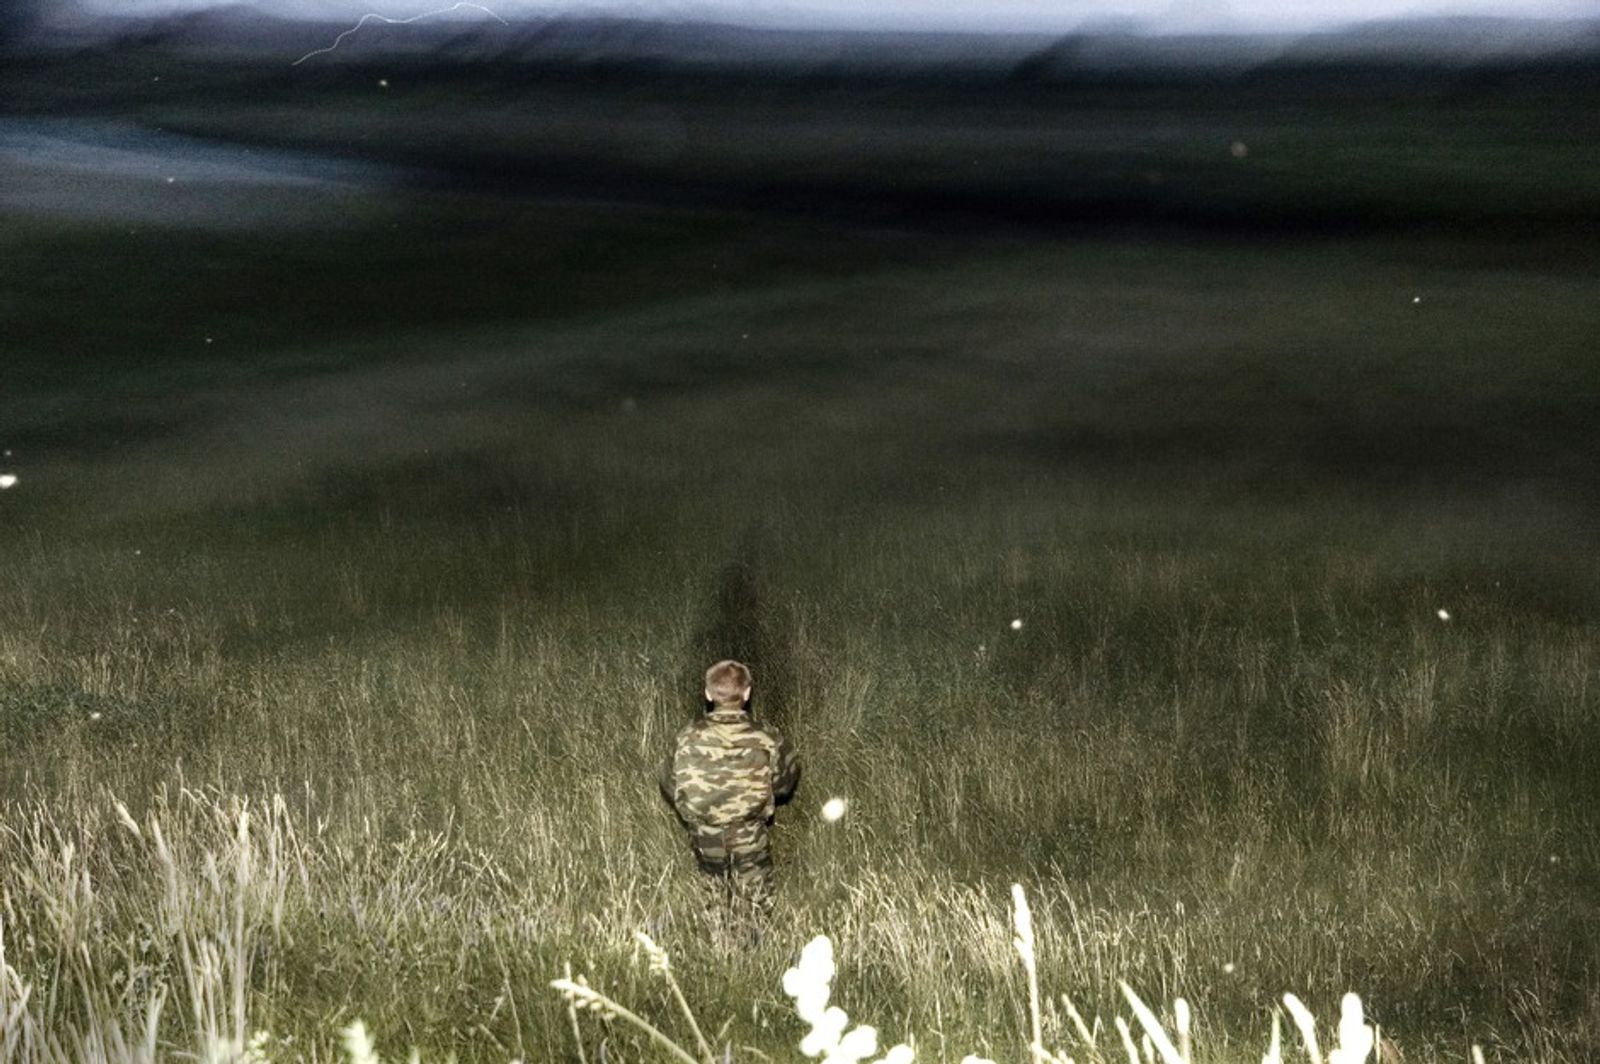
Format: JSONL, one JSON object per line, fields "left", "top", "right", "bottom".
{"left": 1436, "top": 608, "right": 1451, "bottom": 622}
{"left": 1010, "top": 618, "right": 1024, "bottom": 630}
{"left": 0, "top": 474, "right": 17, "bottom": 490}
{"left": 1550, "top": 854, "right": 1560, "bottom": 865}
{"left": 166, "top": 176, "right": 176, "bottom": 184}
{"left": 820, "top": 797, "right": 847, "bottom": 822}
{"left": 1412, "top": 296, "right": 1423, "bottom": 304}
{"left": 378, "top": 78, "right": 389, "bottom": 88}
{"left": 204, "top": 337, "right": 214, "bottom": 345}
{"left": 89, "top": 712, "right": 102, "bottom": 722}
{"left": 1230, "top": 140, "right": 1249, "bottom": 158}
{"left": 1223, "top": 962, "right": 1236, "bottom": 974}
{"left": 134, "top": 549, "right": 142, "bottom": 556}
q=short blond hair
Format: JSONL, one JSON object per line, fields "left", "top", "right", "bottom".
{"left": 704, "top": 659, "right": 753, "bottom": 707}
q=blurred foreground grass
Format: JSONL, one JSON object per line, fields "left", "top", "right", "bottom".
{"left": 1, "top": 56, "right": 1598, "bottom": 1061}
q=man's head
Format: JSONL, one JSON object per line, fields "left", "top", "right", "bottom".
{"left": 704, "top": 659, "right": 753, "bottom": 710}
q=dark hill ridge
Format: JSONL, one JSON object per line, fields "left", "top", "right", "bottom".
{"left": 15, "top": 6, "right": 1600, "bottom": 79}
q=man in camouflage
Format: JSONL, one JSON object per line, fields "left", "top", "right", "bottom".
{"left": 660, "top": 659, "right": 801, "bottom": 939}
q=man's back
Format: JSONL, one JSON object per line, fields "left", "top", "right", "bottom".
{"left": 662, "top": 706, "right": 800, "bottom": 828}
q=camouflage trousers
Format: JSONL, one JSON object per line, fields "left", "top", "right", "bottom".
{"left": 688, "top": 820, "right": 774, "bottom": 944}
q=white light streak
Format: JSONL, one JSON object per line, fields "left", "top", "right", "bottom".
{"left": 0, "top": 475, "right": 17, "bottom": 490}
{"left": 1436, "top": 608, "right": 1451, "bottom": 621}
{"left": 292, "top": 2, "right": 511, "bottom": 66}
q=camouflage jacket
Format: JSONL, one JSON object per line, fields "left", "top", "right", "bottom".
{"left": 659, "top": 706, "right": 801, "bottom": 829}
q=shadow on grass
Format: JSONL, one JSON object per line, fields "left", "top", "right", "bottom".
{"left": 683, "top": 535, "right": 798, "bottom": 736}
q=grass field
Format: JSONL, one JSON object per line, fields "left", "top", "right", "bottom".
{"left": 2, "top": 47, "right": 1598, "bottom": 1062}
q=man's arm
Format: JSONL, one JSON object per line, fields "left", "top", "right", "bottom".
{"left": 771, "top": 729, "right": 802, "bottom": 807}
{"left": 658, "top": 748, "right": 678, "bottom": 808}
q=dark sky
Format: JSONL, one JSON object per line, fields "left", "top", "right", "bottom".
{"left": 1, "top": 0, "right": 45, "bottom": 41}
{"left": 53, "top": 0, "right": 1600, "bottom": 34}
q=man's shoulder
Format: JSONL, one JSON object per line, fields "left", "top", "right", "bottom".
{"left": 672, "top": 713, "right": 792, "bottom": 747}
{"left": 747, "top": 718, "right": 792, "bottom": 748}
